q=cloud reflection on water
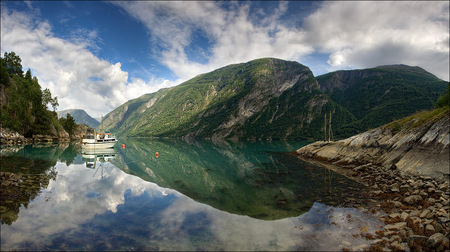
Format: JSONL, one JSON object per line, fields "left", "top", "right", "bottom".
{"left": 1, "top": 160, "right": 382, "bottom": 251}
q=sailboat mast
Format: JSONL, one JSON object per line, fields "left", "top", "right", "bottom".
{"left": 328, "top": 111, "right": 332, "bottom": 142}
{"left": 324, "top": 113, "right": 327, "bottom": 141}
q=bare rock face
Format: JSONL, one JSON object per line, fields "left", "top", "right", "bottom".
{"left": 296, "top": 110, "right": 449, "bottom": 181}
{"left": 0, "top": 127, "right": 31, "bottom": 144}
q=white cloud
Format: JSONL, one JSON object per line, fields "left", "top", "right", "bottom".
{"left": 303, "top": 1, "right": 449, "bottom": 79}
{"left": 0, "top": 159, "right": 381, "bottom": 251}
{"left": 115, "top": 1, "right": 314, "bottom": 81}
{"left": 1, "top": 1, "right": 448, "bottom": 119}
{"left": 0, "top": 7, "right": 176, "bottom": 118}
{"left": 116, "top": 1, "right": 449, "bottom": 81}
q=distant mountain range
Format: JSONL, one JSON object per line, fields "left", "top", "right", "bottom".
{"left": 57, "top": 109, "right": 100, "bottom": 129}
{"left": 99, "top": 58, "right": 448, "bottom": 140}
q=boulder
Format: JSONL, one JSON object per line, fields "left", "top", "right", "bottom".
{"left": 404, "top": 195, "right": 423, "bottom": 205}
{"left": 427, "top": 233, "right": 449, "bottom": 249}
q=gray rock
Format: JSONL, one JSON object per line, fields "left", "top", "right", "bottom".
{"left": 391, "top": 183, "right": 400, "bottom": 192}
{"left": 434, "top": 222, "right": 444, "bottom": 233}
{"left": 428, "top": 187, "right": 436, "bottom": 194}
{"left": 385, "top": 222, "right": 407, "bottom": 231}
{"left": 419, "top": 191, "right": 428, "bottom": 197}
{"left": 389, "top": 235, "right": 401, "bottom": 243}
{"left": 390, "top": 241, "right": 406, "bottom": 251}
{"left": 420, "top": 209, "right": 431, "bottom": 218}
{"left": 351, "top": 244, "right": 368, "bottom": 251}
{"left": 392, "top": 201, "right": 403, "bottom": 208}
{"left": 409, "top": 210, "right": 421, "bottom": 217}
{"left": 425, "top": 224, "right": 435, "bottom": 233}
{"left": 400, "top": 212, "right": 409, "bottom": 220}
{"left": 407, "top": 235, "right": 428, "bottom": 247}
{"left": 389, "top": 213, "right": 401, "bottom": 219}
{"left": 404, "top": 195, "right": 423, "bottom": 205}
{"left": 427, "top": 233, "right": 449, "bottom": 248}
{"left": 400, "top": 184, "right": 411, "bottom": 192}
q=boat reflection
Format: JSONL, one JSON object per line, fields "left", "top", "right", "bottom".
{"left": 82, "top": 149, "right": 117, "bottom": 168}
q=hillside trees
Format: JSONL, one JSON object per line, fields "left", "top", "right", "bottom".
{"left": 436, "top": 84, "right": 449, "bottom": 108}
{"left": 59, "top": 113, "right": 76, "bottom": 136}
{"left": 0, "top": 52, "right": 60, "bottom": 136}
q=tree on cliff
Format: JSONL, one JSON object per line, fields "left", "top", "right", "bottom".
{"left": 3, "top": 52, "right": 23, "bottom": 76}
{"left": 59, "top": 113, "right": 76, "bottom": 136}
{"left": 0, "top": 51, "right": 61, "bottom": 137}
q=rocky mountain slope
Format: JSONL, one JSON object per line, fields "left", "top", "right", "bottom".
{"left": 100, "top": 58, "right": 354, "bottom": 139}
{"left": 317, "top": 65, "right": 447, "bottom": 135}
{"left": 57, "top": 109, "right": 100, "bottom": 129}
{"left": 296, "top": 107, "right": 449, "bottom": 181}
{"left": 100, "top": 58, "right": 448, "bottom": 140}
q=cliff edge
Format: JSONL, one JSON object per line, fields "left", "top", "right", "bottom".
{"left": 296, "top": 108, "right": 449, "bottom": 181}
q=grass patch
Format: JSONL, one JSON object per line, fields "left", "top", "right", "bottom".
{"left": 386, "top": 107, "right": 449, "bottom": 134}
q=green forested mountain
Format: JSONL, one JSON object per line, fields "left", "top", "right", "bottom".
{"left": 0, "top": 52, "right": 65, "bottom": 138}
{"left": 100, "top": 58, "right": 354, "bottom": 139}
{"left": 316, "top": 64, "right": 448, "bottom": 135}
{"left": 57, "top": 109, "right": 100, "bottom": 129}
{"left": 92, "top": 59, "right": 450, "bottom": 140}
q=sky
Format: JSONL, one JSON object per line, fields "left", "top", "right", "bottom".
{"left": 1, "top": 1, "right": 449, "bottom": 118}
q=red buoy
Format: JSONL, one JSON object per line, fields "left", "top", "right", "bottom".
{"left": 122, "top": 144, "right": 125, "bottom": 149}
{"left": 156, "top": 152, "right": 159, "bottom": 158}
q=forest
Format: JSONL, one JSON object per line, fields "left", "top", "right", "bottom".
{"left": 0, "top": 52, "right": 75, "bottom": 137}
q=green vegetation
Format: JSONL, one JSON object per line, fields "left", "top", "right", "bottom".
{"left": 101, "top": 58, "right": 356, "bottom": 139}
{"left": 436, "top": 83, "right": 449, "bottom": 108}
{"left": 387, "top": 86, "right": 450, "bottom": 135}
{"left": 0, "top": 52, "right": 61, "bottom": 137}
{"left": 387, "top": 107, "right": 449, "bottom": 135}
{"left": 101, "top": 59, "right": 448, "bottom": 140}
{"left": 59, "top": 113, "right": 76, "bottom": 136}
{"left": 317, "top": 65, "right": 448, "bottom": 136}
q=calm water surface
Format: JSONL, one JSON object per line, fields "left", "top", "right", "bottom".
{"left": 1, "top": 139, "right": 383, "bottom": 251}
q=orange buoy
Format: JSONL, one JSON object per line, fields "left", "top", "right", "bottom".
{"left": 122, "top": 144, "right": 125, "bottom": 149}
{"left": 156, "top": 152, "right": 159, "bottom": 158}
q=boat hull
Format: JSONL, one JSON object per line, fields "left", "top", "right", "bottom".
{"left": 81, "top": 142, "right": 116, "bottom": 149}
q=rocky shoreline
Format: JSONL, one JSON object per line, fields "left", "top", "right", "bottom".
{"left": 294, "top": 153, "right": 449, "bottom": 251}
{"left": 0, "top": 124, "right": 91, "bottom": 145}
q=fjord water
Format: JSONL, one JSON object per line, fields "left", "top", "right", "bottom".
{"left": 1, "top": 140, "right": 382, "bottom": 251}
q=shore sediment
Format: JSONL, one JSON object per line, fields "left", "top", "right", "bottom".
{"left": 293, "top": 152, "right": 450, "bottom": 251}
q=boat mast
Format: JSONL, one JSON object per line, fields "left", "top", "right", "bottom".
{"left": 328, "top": 111, "right": 332, "bottom": 142}
{"left": 324, "top": 113, "right": 327, "bottom": 141}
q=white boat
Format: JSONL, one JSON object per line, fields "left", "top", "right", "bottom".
{"left": 81, "top": 132, "right": 118, "bottom": 149}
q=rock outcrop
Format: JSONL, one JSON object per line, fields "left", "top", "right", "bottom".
{"left": 0, "top": 127, "right": 32, "bottom": 145}
{"left": 296, "top": 108, "right": 449, "bottom": 181}
{"left": 1, "top": 123, "right": 70, "bottom": 145}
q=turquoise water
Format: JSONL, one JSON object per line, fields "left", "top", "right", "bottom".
{"left": 1, "top": 139, "right": 382, "bottom": 251}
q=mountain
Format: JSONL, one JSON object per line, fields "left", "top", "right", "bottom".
{"left": 101, "top": 59, "right": 448, "bottom": 140}
{"left": 316, "top": 64, "right": 448, "bottom": 136}
{"left": 57, "top": 109, "right": 100, "bottom": 129}
{"left": 100, "top": 58, "right": 354, "bottom": 139}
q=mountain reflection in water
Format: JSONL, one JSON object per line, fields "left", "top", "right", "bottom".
{"left": 114, "top": 138, "right": 367, "bottom": 220}
{"left": 0, "top": 141, "right": 383, "bottom": 251}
